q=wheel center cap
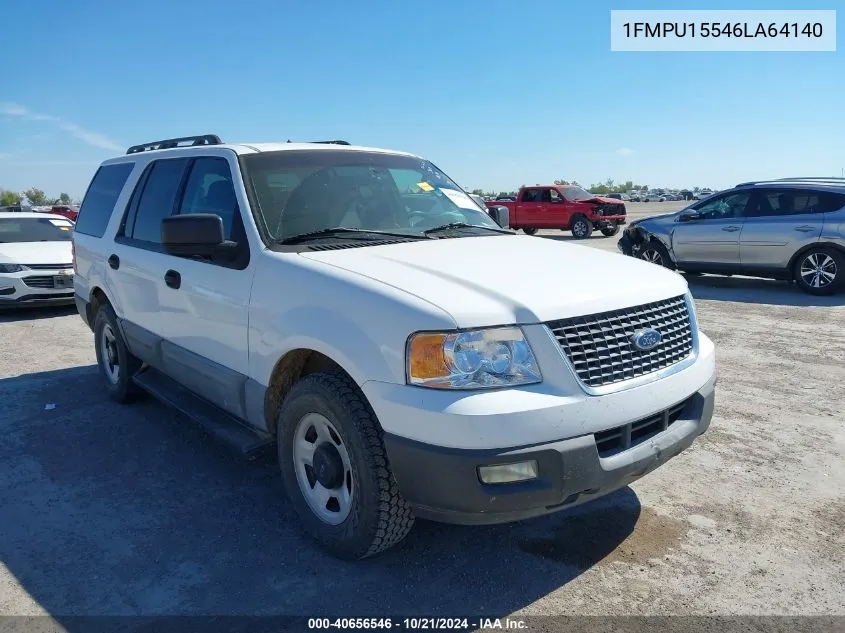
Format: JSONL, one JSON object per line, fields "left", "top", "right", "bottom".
{"left": 312, "top": 442, "right": 344, "bottom": 489}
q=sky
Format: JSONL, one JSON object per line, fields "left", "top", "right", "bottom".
{"left": 0, "top": 0, "right": 842, "bottom": 199}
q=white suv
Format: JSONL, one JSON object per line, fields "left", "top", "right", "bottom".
{"left": 72, "top": 135, "right": 716, "bottom": 559}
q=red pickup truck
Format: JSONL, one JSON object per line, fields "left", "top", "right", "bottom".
{"left": 486, "top": 184, "right": 626, "bottom": 239}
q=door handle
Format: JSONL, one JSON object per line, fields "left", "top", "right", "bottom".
{"left": 164, "top": 270, "right": 181, "bottom": 290}
{"left": 795, "top": 225, "right": 817, "bottom": 232}
{"left": 107, "top": 254, "right": 120, "bottom": 270}
{"left": 721, "top": 226, "right": 741, "bottom": 232}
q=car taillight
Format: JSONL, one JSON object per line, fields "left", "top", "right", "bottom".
{"left": 72, "top": 241, "right": 77, "bottom": 272}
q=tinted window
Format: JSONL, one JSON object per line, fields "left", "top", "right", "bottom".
{"left": 131, "top": 158, "right": 189, "bottom": 243}
{"left": 75, "top": 163, "right": 134, "bottom": 237}
{"left": 521, "top": 189, "right": 540, "bottom": 202}
{"left": 179, "top": 158, "right": 238, "bottom": 239}
{"left": 695, "top": 192, "right": 750, "bottom": 219}
{"left": 0, "top": 217, "right": 74, "bottom": 243}
{"left": 746, "top": 190, "right": 845, "bottom": 217}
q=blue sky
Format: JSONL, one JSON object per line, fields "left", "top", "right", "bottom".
{"left": 1, "top": 0, "right": 842, "bottom": 198}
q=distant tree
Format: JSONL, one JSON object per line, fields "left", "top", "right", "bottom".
{"left": 58, "top": 192, "right": 72, "bottom": 204}
{"left": 0, "top": 190, "right": 21, "bottom": 206}
{"left": 553, "top": 179, "right": 571, "bottom": 185}
{"left": 23, "top": 188, "right": 48, "bottom": 205}
{"left": 693, "top": 186, "right": 700, "bottom": 193}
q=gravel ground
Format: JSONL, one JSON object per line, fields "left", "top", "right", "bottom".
{"left": 1, "top": 200, "right": 843, "bottom": 625}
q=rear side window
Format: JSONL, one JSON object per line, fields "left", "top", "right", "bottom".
{"left": 75, "top": 163, "right": 134, "bottom": 237}
{"left": 129, "top": 158, "right": 189, "bottom": 243}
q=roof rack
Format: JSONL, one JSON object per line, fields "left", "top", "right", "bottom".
{"left": 736, "top": 176, "right": 845, "bottom": 187}
{"left": 285, "top": 139, "right": 351, "bottom": 145}
{"left": 126, "top": 134, "right": 223, "bottom": 155}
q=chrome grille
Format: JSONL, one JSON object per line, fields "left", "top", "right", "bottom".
{"left": 547, "top": 295, "right": 693, "bottom": 388}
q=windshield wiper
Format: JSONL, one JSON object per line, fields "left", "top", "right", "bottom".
{"left": 278, "top": 227, "right": 423, "bottom": 245}
{"left": 423, "top": 222, "right": 513, "bottom": 236}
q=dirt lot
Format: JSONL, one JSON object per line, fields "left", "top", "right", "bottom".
{"left": 1, "top": 200, "right": 843, "bottom": 623}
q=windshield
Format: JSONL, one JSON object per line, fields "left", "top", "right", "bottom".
{"left": 561, "top": 186, "right": 596, "bottom": 202}
{"left": 242, "top": 150, "right": 501, "bottom": 241}
{"left": 0, "top": 217, "right": 74, "bottom": 243}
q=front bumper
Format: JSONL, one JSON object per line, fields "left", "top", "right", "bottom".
{"left": 0, "top": 269, "right": 75, "bottom": 308}
{"left": 384, "top": 375, "right": 715, "bottom": 525}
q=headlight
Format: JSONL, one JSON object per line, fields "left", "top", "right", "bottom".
{"left": 0, "top": 264, "right": 26, "bottom": 273}
{"left": 407, "top": 326, "right": 542, "bottom": 389}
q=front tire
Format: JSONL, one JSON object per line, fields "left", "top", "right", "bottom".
{"left": 93, "top": 304, "right": 142, "bottom": 403}
{"left": 639, "top": 240, "right": 676, "bottom": 270}
{"left": 793, "top": 247, "right": 843, "bottom": 295}
{"left": 600, "top": 222, "right": 620, "bottom": 237}
{"left": 570, "top": 215, "right": 593, "bottom": 239}
{"left": 522, "top": 227, "right": 538, "bottom": 235}
{"left": 278, "top": 371, "right": 415, "bottom": 560}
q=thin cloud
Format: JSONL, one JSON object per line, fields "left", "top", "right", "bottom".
{"left": 0, "top": 102, "right": 122, "bottom": 151}
{"left": 616, "top": 147, "right": 635, "bottom": 156}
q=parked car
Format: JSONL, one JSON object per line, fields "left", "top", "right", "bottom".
{"left": 48, "top": 205, "right": 79, "bottom": 221}
{"left": 0, "top": 212, "right": 76, "bottom": 307}
{"left": 605, "top": 192, "right": 631, "bottom": 201}
{"left": 629, "top": 192, "right": 642, "bottom": 202}
{"left": 0, "top": 205, "right": 34, "bottom": 213}
{"left": 642, "top": 192, "right": 665, "bottom": 203}
{"left": 73, "top": 134, "right": 716, "bottom": 559}
{"left": 618, "top": 177, "right": 845, "bottom": 295}
{"left": 693, "top": 189, "right": 714, "bottom": 200}
{"left": 679, "top": 189, "right": 694, "bottom": 201}
{"left": 470, "top": 194, "right": 509, "bottom": 228}
{"left": 486, "top": 184, "right": 627, "bottom": 238}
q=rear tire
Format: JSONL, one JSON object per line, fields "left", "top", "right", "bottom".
{"left": 570, "top": 215, "right": 593, "bottom": 239}
{"left": 93, "top": 304, "right": 142, "bottom": 403}
{"left": 600, "top": 222, "right": 620, "bottom": 237}
{"left": 793, "top": 247, "right": 844, "bottom": 295}
{"left": 639, "top": 240, "right": 676, "bottom": 270}
{"left": 522, "top": 227, "right": 538, "bottom": 235}
{"left": 278, "top": 371, "right": 415, "bottom": 560}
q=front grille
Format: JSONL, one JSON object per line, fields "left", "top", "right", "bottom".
{"left": 594, "top": 398, "right": 690, "bottom": 457}
{"left": 23, "top": 275, "right": 56, "bottom": 288}
{"left": 547, "top": 295, "right": 693, "bottom": 388}
{"left": 25, "top": 263, "right": 72, "bottom": 270}
{"left": 22, "top": 274, "right": 73, "bottom": 289}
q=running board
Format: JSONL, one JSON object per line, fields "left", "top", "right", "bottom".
{"left": 132, "top": 368, "right": 273, "bottom": 457}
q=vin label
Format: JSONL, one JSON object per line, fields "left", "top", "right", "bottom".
{"left": 611, "top": 10, "right": 836, "bottom": 51}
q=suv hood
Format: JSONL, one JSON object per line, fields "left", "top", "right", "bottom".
{"left": 301, "top": 235, "right": 688, "bottom": 327}
{"left": 0, "top": 241, "right": 72, "bottom": 265}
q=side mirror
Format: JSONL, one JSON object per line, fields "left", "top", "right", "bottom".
{"left": 678, "top": 210, "right": 701, "bottom": 222}
{"left": 488, "top": 205, "right": 510, "bottom": 228}
{"left": 161, "top": 213, "right": 230, "bottom": 258}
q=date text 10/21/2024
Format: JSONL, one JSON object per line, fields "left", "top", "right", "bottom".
{"left": 622, "top": 22, "right": 823, "bottom": 39}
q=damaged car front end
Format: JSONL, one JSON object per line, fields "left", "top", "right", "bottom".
{"left": 617, "top": 213, "right": 679, "bottom": 268}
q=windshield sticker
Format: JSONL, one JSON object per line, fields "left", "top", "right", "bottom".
{"left": 417, "top": 182, "right": 434, "bottom": 192}
{"left": 439, "top": 188, "right": 478, "bottom": 210}
{"left": 48, "top": 219, "right": 73, "bottom": 227}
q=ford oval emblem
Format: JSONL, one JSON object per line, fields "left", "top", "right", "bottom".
{"left": 630, "top": 328, "right": 662, "bottom": 351}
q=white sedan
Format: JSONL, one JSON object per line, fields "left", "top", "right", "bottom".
{"left": 0, "top": 212, "right": 76, "bottom": 308}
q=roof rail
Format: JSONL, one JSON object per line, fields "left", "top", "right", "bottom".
{"left": 285, "top": 139, "right": 351, "bottom": 145}
{"left": 737, "top": 176, "right": 845, "bottom": 187}
{"left": 126, "top": 134, "right": 223, "bottom": 155}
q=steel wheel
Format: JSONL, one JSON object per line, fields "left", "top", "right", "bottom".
{"left": 98, "top": 323, "right": 120, "bottom": 385}
{"left": 293, "top": 412, "right": 353, "bottom": 525}
{"left": 799, "top": 252, "right": 837, "bottom": 289}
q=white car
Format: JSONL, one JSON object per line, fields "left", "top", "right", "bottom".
{"left": 0, "top": 212, "right": 76, "bottom": 307}
{"left": 73, "top": 135, "right": 717, "bottom": 559}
